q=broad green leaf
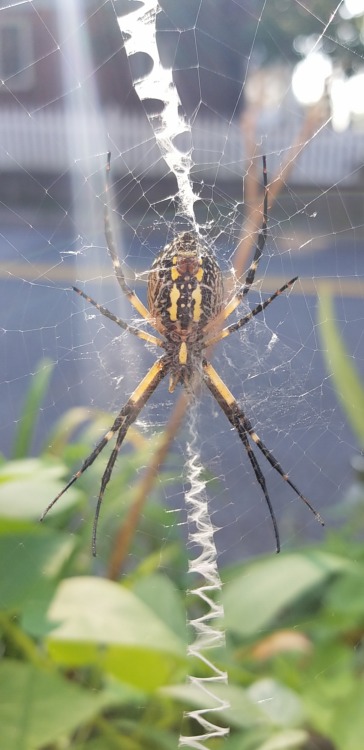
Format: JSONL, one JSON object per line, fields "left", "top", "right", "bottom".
{"left": 132, "top": 572, "right": 186, "bottom": 640}
{"left": 0, "top": 519, "right": 75, "bottom": 611}
{"left": 219, "top": 731, "right": 271, "bottom": 750}
{"left": 325, "top": 570, "right": 364, "bottom": 619}
{"left": 71, "top": 742, "right": 115, "bottom": 750}
{"left": 71, "top": 743, "right": 115, "bottom": 750}
{"left": 256, "top": 729, "right": 308, "bottom": 750}
{"left": 72, "top": 723, "right": 178, "bottom": 750}
{"left": 12, "top": 358, "right": 54, "bottom": 459}
{"left": 0, "top": 458, "right": 82, "bottom": 518}
{"left": 47, "top": 576, "right": 187, "bottom": 691}
{"left": 223, "top": 550, "right": 352, "bottom": 637}
{"left": 0, "top": 660, "right": 122, "bottom": 750}
{"left": 220, "top": 729, "right": 309, "bottom": 750}
{"left": 247, "top": 679, "right": 303, "bottom": 727}
{"left": 328, "top": 680, "right": 364, "bottom": 750}
{"left": 317, "top": 290, "right": 364, "bottom": 447}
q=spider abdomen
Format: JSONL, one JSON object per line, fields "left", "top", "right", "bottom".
{"left": 147, "top": 231, "right": 224, "bottom": 338}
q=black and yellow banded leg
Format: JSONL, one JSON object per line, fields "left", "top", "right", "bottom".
{"left": 204, "top": 277, "right": 297, "bottom": 347}
{"left": 73, "top": 286, "right": 164, "bottom": 347}
{"left": 90, "top": 354, "right": 170, "bottom": 554}
{"left": 216, "top": 227, "right": 268, "bottom": 324}
{"left": 202, "top": 360, "right": 323, "bottom": 551}
{"left": 40, "top": 356, "right": 170, "bottom": 538}
{"left": 202, "top": 359, "right": 280, "bottom": 550}
{"left": 234, "top": 155, "right": 268, "bottom": 301}
{"left": 203, "top": 156, "right": 268, "bottom": 335}
{"left": 104, "top": 152, "right": 151, "bottom": 322}
{"left": 241, "top": 410, "right": 324, "bottom": 525}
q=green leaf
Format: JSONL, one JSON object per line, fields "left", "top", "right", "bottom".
{"left": 223, "top": 550, "right": 352, "bottom": 637}
{"left": 132, "top": 573, "right": 187, "bottom": 640}
{"left": 0, "top": 519, "right": 75, "bottom": 611}
{"left": 46, "top": 576, "right": 187, "bottom": 691}
{"left": 247, "top": 679, "right": 304, "bottom": 727}
{"left": 0, "top": 458, "right": 82, "bottom": 519}
{"left": 329, "top": 679, "right": 364, "bottom": 750}
{"left": 12, "top": 359, "right": 55, "bottom": 459}
{"left": 0, "top": 660, "right": 118, "bottom": 750}
{"left": 220, "top": 731, "right": 270, "bottom": 750}
{"left": 317, "top": 290, "right": 364, "bottom": 447}
{"left": 256, "top": 729, "right": 308, "bottom": 750}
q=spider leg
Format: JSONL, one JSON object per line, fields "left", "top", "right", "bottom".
{"left": 73, "top": 286, "right": 164, "bottom": 347}
{"left": 202, "top": 360, "right": 324, "bottom": 551}
{"left": 202, "top": 358, "right": 280, "bottom": 550}
{"left": 232, "top": 421, "right": 280, "bottom": 551}
{"left": 240, "top": 154, "right": 268, "bottom": 298}
{"left": 205, "top": 156, "right": 268, "bottom": 334}
{"left": 104, "top": 152, "right": 152, "bottom": 323}
{"left": 240, "top": 411, "right": 324, "bottom": 524}
{"left": 204, "top": 277, "right": 297, "bottom": 347}
{"left": 40, "top": 356, "right": 170, "bottom": 537}
{"left": 92, "top": 422, "right": 129, "bottom": 556}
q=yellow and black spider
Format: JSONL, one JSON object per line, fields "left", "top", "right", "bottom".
{"left": 41, "top": 153, "right": 324, "bottom": 554}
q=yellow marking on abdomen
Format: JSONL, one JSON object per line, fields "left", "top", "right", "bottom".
{"left": 192, "top": 285, "right": 202, "bottom": 322}
{"left": 167, "top": 284, "right": 180, "bottom": 322}
{"left": 171, "top": 266, "right": 180, "bottom": 280}
{"left": 179, "top": 342, "right": 187, "bottom": 364}
{"left": 131, "top": 360, "right": 164, "bottom": 403}
{"left": 204, "top": 362, "right": 235, "bottom": 406}
{"left": 196, "top": 266, "right": 203, "bottom": 282}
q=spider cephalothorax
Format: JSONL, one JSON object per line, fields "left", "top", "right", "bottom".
{"left": 41, "top": 153, "right": 323, "bottom": 555}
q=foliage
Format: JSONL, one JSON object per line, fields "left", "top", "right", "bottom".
{"left": 317, "top": 289, "right": 364, "bottom": 448}
{"left": 1, "top": 359, "right": 364, "bottom": 749}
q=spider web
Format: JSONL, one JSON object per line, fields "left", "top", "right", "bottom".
{"left": 2, "top": 0, "right": 363, "bottom": 561}
{"left": 1, "top": 0, "right": 364, "bottom": 674}
{"left": 1, "top": 0, "right": 364, "bottom": 746}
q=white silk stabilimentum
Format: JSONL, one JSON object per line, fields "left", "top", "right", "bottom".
{"left": 179, "top": 403, "right": 230, "bottom": 748}
{"left": 118, "top": 0, "right": 196, "bottom": 222}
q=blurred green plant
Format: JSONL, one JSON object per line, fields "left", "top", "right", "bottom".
{"left": 1, "top": 358, "right": 364, "bottom": 749}
{"left": 317, "top": 288, "right": 364, "bottom": 448}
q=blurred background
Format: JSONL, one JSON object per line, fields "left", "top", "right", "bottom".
{"left": 3, "top": 5, "right": 364, "bottom": 748}
{"left": 1, "top": 0, "right": 364, "bottom": 560}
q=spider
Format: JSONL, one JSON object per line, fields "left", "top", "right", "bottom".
{"left": 41, "top": 153, "right": 324, "bottom": 555}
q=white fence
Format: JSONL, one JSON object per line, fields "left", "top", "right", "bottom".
{"left": 0, "top": 107, "right": 363, "bottom": 188}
